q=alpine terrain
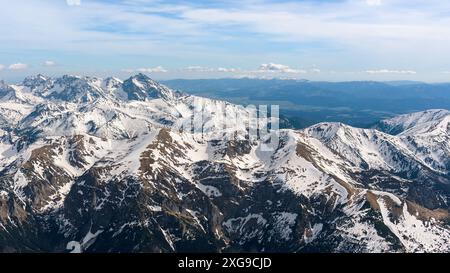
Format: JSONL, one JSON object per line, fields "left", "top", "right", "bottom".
{"left": 0, "top": 74, "right": 449, "bottom": 253}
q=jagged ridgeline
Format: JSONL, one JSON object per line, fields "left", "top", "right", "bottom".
{"left": 0, "top": 74, "right": 449, "bottom": 253}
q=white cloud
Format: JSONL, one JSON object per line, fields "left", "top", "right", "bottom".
{"left": 183, "top": 66, "right": 239, "bottom": 72}
{"left": 44, "top": 60, "right": 56, "bottom": 67}
{"left": 0, "top": 64, "right": 4, "bottom": 71}
{"left": 66, "top": 0, "right": 81, "bottom": 6}
{"left": 366, "top": 69, "right": 417, "bottom": 74}
{"left": 258, "top": 63, "right": 306, "bottom": 73}
{"left": 184, "top": 66, "right": 211, "bottom": 72}
{"left": 138, "top": 66, "right": 168, "bottom": 73}
{"left": 216, "top": 67, "right": 238, "bottom": 72}
{"left": 231, "top": 63, "right": 318, "bottom": 79}
{"left": 180, "top": 2, "right": 450, "bottom": 68}
{"left": 366, "top": 0, "right": 382, "bottom": 6}
{"left": 8, "top": 63, "right": 28, "bottom": 70}
{"left": 124, "top": 66, "right": 168, "bottom": 73}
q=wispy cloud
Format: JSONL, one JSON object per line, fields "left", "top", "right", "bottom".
{"left": 66, "top": 0, "right": 81, "bottom": 6}
{"left": 8, "top": 63, "right": 28, "bottom": 70}
{"left": 182, "top": 66, "right": 239, "bottom": 73}
{"left": 124, "top": 66, "right": 168, "bottom": 73}
{"left": 366, "top": 69, "right": 417, "bottom": 75}
{"left": 366, "top": 0, "right": 382, "bottom": 6}
{"left": 44, "top": 60, "right": 56, "bottom": 67}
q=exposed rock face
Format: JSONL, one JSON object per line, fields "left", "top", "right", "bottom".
{"left": 0, "top": 75, "right": 449, "bottom": 253}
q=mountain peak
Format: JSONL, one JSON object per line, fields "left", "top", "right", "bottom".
{"left": 305, "top": 122, "right": 351, "bottom": 141}
{"left": 134, "top": 72, "right": 152, "bottom": 80}
{"left": 102, "top": 77, "right": 123, "bottom": 90}
{"left": 122, "top": 73, "right": 177, "bottom": 101}
{"left": 24, "top": 73, "right": 49, "bottom": 81}
{"left": 22, "top": 74, "right": 51, "bottom": 87}
{"left": 375, "top": 109, "right": 450, "bottom": 135}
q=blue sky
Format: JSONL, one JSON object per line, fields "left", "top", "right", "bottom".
{"left": 1, "top": 0, "right": 450, "bottom": 82}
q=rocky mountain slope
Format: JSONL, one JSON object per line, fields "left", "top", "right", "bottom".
{"left": 0, "top": 74, "right": 449, "bottom": 253}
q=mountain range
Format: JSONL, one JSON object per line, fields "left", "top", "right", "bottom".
{"left": 0, "top": 74, "right": 449, "bottom": 253}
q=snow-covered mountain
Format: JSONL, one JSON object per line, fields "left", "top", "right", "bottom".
{"left": 0, "top": 74, "right": 449, "bottom": 253}
{"left": 375, "top": 109, "right": 450, "bottom": 174}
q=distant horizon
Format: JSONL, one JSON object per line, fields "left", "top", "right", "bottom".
{"left": 1, "top": 72, "right": 450, "bottom": 85}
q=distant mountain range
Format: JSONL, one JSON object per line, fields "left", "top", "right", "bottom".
{"left": 163, "top": 78, "right": 450, "bottom": 128}
{"left": 0, "top": 74, "right": 449, "bottom": 253}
